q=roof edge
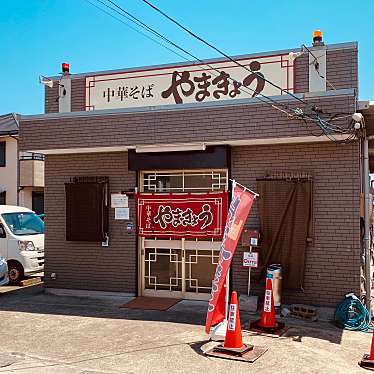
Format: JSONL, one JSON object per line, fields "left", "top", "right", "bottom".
{"left": 20, "top": 88, "right": 356, "bottom": 122}
{"left": 46, "top": 41, "right": 358, "bottom": 81}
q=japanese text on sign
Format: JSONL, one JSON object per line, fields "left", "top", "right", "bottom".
{"left": 103, "top": 84, "right": 155, "bottom": 103}
{"left": 161, "top": 62, "right": 264, "bottom": 104}
{"left": 264, "top": 289, "right": 272, "bottom": 312}
{"left": 86, "top": 54, "right": 294, "bottom": 111}
{"left": 153, "top": 204, "right": 213, "bottom": 229}
{"left": 137, "top": 192, "right": 228, "bottom": 238}
{"left": 228, "top": 303, "right": 237, "bottom": 331}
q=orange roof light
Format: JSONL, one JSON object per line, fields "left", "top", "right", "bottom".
{"left": 313, "top": 30, "right": 322, "bottom": 39}
{"left": 313, "top": 29, "right": 323, "bottom": 45}
{"left": 312, "top": 29, "right": 323, "bottom": 46}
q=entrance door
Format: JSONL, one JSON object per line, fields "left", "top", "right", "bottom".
{"left": 139, "top": 169, "right": 227, "bottom": 300}
{"left": 141, "top": 238, "right": 221, "bottom": 300}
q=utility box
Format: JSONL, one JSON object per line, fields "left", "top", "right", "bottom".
{"left": 267, "top": 264, "right": 282, "bottom": 307}
{"left": 241, "top": 229, "right": 260, "bottom": 247}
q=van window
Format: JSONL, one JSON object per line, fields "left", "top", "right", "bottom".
{"left": 1, "top": 212, "right": 44, "bottom": 236}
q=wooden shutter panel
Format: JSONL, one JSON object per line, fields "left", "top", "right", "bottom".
{"left": 65, "top": 179, "right": 108, "bottom": 241}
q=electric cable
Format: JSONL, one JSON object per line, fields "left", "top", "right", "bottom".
{"left": 86, "top": 0, "right": 300, "bottom": 119}
{"left": 84, "top": 0, "right": 190, "bottom": 62}
{"left": 140, "top": 0, "right": 309, "bottom": 106}
{"left": 86, "top": 0, "right": 357, "bottom": 142}
{"left": 103, "top": 0, "right": 302, "bottom": 115}
{"left": 94, "top": 0, "right": 341, "bottom": 127}
{"left": 139, "top": 0, "right": 358, "bottom": 140}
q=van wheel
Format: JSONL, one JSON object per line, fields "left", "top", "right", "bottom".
{"left": 8, "top": 261, "right": 24, "bottom": 285}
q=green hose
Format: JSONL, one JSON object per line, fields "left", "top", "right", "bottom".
{"left": 335, "top": 294, "right": 373, "bottom": 332}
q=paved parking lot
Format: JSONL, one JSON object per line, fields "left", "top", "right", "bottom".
{"left": 0, "top": 289, "right": 371, "bottom": 373}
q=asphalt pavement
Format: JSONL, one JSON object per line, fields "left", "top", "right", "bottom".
{"left": 0, "top": 289, "right": 371, "bottom": 373}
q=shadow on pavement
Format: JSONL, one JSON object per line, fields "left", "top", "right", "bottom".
{"left": 281, "top": 324, "right": 343, "bottom": 344}
{"left": 188, "top": 340, "right": 210, "bottom": 357}
{"left": 0, "top": 288, "right": 344, "bottom": 344}
{"left": 0, "top": 291, "right": 207, "bottom": 325}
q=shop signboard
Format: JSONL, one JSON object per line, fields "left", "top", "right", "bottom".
{"left": 85, "top": 54, "right": 294, "bottom": 111}
{"left": 137, "top": 192, "right": 228, "bottom": 238}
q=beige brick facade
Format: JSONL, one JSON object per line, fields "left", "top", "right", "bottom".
{"left": 19, "top": 42, "right": 361, "bottom": 306}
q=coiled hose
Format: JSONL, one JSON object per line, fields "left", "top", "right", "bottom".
{"left": 335, "top": 294, "right": 373, "bottom": 332}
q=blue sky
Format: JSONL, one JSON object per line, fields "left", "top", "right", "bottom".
{"left": 0, "top": 0, "right": 372, "bottom": 115}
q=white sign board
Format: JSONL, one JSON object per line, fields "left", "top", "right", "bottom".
{"left": 243, "top": 252, "right": 259, "bottom": 268}
{"left": 115, "top": 208, "right": 130, "bottom": 220}
{"left": 85, "top": 54, "right": 294, "bottom": 111}
{"left": 111, "top": 194, "right": 128, "bottom": 208}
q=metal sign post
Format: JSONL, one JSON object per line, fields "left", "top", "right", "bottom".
{"left": 247, "top": 245, "right": 252, "bottom": 296}
{"left": 225, "top": 268, "right": 230, "bottom": 320}
{"left": 242, "top": 247, "right": 259, "bottom": 295}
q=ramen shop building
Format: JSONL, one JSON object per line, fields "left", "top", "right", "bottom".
{"left": 19, "top": 40, "right": 362, "bottom": 308}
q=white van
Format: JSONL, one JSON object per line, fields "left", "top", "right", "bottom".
{"left": 0, "top": 206, "right": 44, "bottom": 284}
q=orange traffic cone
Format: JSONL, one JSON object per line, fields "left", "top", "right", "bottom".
{"left": 224, "top": 291, "right": 245, "bottom": 349}
{"left": 359, "top": 328, "right": 374, "bottom": 368}
{"left": 249, "top": 272, "right": 287, "bottom": 336}
{"left": 258, "top": 277, "right": 277, "bottom": 329}
{"left": 206, "top": 291, "right": 270, "bottom": 362}
{"left": 213, "top": 291, "right": 254, "bottom": 356}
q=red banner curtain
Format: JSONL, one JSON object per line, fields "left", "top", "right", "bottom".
{"left": 137, "top": 192, "right": 228, "bottom": 238}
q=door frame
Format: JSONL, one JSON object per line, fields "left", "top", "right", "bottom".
{"left": 137, "top": 168, "right": 228, "bottom": 299}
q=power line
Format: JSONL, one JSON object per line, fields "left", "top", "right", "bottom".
{"left": 140, "top": 0, "right": 309, "bottom": 106}
{"left": 104, "top": 0, "right": 298, "bottom": 114}
{"left": 138, "top": 0, "right": 357, "bottom": 140}
{"left": 86, "top": 0, "right": 356, "bottom": 142}
{"left": 103, "top": 0, "right": 204, "bottom": 64}
{"left": 83, "top": 0, "right": 190, "bottom": 62}
{"left": 87, "top": 0, "right": 299, "bottom": 118}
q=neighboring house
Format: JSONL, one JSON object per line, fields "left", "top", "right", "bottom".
{"left": 0, "top": 113, "right": 44, "bottom": 213}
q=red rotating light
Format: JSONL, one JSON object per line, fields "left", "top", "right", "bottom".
{"left": 61, "top": 63, "right": 70, "bottom": 73}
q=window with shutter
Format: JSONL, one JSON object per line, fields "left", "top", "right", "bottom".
{"left": 65, "top": 177, "right": 109, "bottom": 241}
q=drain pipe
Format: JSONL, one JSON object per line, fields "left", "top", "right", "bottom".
{"left": 364, "top": 134, "right": 372, "bottom": 316}
{"left": 9, "top": 134, "right": 20, "bottom": 206}
{"left": 364, "top": 137, "right": 370, "bottom": 314}
{"left": 11, "top": 113, "right": 20, "bottom": 206}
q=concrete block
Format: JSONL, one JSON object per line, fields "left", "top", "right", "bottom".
{"left": 239, "top": 294, "right": 258, "bottom": 313}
